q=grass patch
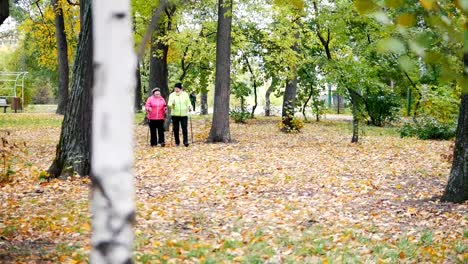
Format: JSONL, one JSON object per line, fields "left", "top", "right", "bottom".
{"left": 0, "top": 113, "right": 63, "bottom": 128}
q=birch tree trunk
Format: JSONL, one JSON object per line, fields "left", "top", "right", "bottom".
{"left": 90, "top": 0, "right": 136, "bottom": 262}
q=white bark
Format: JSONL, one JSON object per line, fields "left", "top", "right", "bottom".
{"left": 91, "top": 0, "right": 136, "bottom": 263}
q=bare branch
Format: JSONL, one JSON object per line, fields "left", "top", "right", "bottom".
{"left": 66, "top": 0, "right": 79, "bottom": 6}
{"left": 137, "top": 0, "right": 169, "bottom": 60}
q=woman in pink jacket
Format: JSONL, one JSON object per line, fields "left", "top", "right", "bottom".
{"left": 145, "top": 88, "right": 167, "bottom": 147}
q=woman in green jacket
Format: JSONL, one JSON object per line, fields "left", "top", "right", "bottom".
{"left": 168, "top": 82, "right": 192, "bottom": 146}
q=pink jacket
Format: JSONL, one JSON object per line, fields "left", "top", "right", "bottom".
{"left": 145, "top": 96, "right": 167, "bottom": 120}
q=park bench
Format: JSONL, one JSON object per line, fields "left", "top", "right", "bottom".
{"left": 0, "top": 98, "right": 8, "bottom": 113}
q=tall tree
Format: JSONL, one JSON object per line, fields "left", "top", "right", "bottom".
{"left": 353, "top": 0, "right": 467, "bottom": 202}
{"left": 48, "top": 0, "right": 93, "bottom": 177}
{"left": 281, "top": 30, "right": 300, "bottom": 131}
{"left": 52, "top": 0, "right": 70, "bottom": 115}
{"left": 208, "top": 0, "right": 232, "bottom": 142}
{"left": 90, "top": 0, "right": 136, "bottom": 261}
{"left": 0, "top": 0, "right": 8, "bottom": 25}
{"left": 148, "top": 6, "right": 176, "bottom": 100}
{"left": 442, "top": 14, "right": 468, "bottom": 203}
{"left": 442, "top": 89, "right": 468, "bottom": 203}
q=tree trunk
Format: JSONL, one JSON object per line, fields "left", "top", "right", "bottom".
{"left": 349, "top": 89, "right": 360, "bottom": 143}
{"left": 135, "top": 61, "right": 142, "bottom": 112}
{"left": 149, "top": 31, "right": 169, "bottom": 100}
{"left": 281, "top": 77, "right": 298, "bottom": 131}
{"left": 48, "top": 0, "right": 93, "bottom": 178}
{"left": 337, "top": 95, "right": 341, "bottom": 114}
{"left": 251, "top": 80, "right": 257, "bottom": 118}
{"left": 265, "top": 77, "right": 276, "bottom": 117}
{"left": 441, "top": 43, "right": 468, "bottom": 203}
{"left": 200, "top": 91, "right": 208, "bottom": 115}
{"left": 208, "top": 0, "right": 232, "bottom": 143}
{"left": 243, "top": 55, "right": 257, "bottom": 118}
{"left": 90, "top": 0, "right": 136, "bottom": 262}
{"left": 149, "top": 9, "right": 175, "bottom": 130}
{"left": 53, "top": 0, "right": 70, "bottom": 115}
{"left": 0, "top": 0, "right": 8, "bottom": 25}
{"left": 281, "top": 26, "right": 299, "bottom": 131}
{"left": 302, "top": 86, "right": 314, "bottom": 122}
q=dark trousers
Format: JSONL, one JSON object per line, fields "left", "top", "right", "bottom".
{"left": 191, "top": 101, "right": 196, "bottom": 111}
{"left": 172, "top": 116, "right": 188, "bottom": 145}
{"left": 149, "top": 119, "right": 165, "bottom": 146}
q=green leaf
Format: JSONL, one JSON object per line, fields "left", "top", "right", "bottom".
{"left": 425, "top": 51, "right": 443, "bottom": 64}
{"left": 384, "top": 0, "right": 404, "bottom": 8}
{"left": 355, "top": 0, "right": 378, "bottom": 14}
{"left": 377, "top": 38, "right": 406, "bottom": 54}
{"left": 455, "top": 0, "right": 468, "bottom": 13}
{"left": 398, "top": 56, "right": 417, "bottom": 72}
{"left": 408, "top": 40, "right": 425, "bottom": 56}
{"left": 420, "top": 0, "right": 437, "bottom": 11}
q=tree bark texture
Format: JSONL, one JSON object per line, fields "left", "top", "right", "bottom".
{"left": 148, "top": 10, "right": 175, "bottom": 130}
{"left": 135, "top": 62, "right": 142, "bottom": 112}
{"left": 148, "top": 7, "right": 175, "bottom": 101}
{"left": 200, "top": 91, "right": 208, "bottom": 115}
{"left": 281, "top": 76, "right": 298, "bottom": 131}
{"left": 442, "top": 41, "right": 468, "bottom": 203}
{"left": 53, "top": 0, "right": 70, "bottom": 115}
{"left": 90, "top": 0, "right": 136, "bottom": 262}
{"left": 149, "top": 31, "right": 169, "bottom": 100}
{"left": 0, "top": 0, "right": 8, "bottom": 25}
{"left": 48, "top": 0, "right": 93, "bottom": 178}
{"left": 281, "top": 26, "right": 299, "bottom": 130}
{"left": 208, "top": 0, "right": 232, "bottom": 143}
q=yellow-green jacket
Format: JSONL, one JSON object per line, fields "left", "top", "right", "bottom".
{"left": 168, "top": 91, "right": 191, "bottom": 116}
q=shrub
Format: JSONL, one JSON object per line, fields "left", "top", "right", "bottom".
{"left": 230, "top": 107, "right": 250, "bottom": 123}
{"left": 420, "top": 85, "right": 459, "bottom": 124}
{"left": 400, "top": 117, "right": 456, "bottom": 140}
{"left": 364, "top": 89, "right": 401, "bottom": 126}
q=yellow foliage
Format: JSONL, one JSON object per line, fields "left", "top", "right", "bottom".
{"left": 17, "top": 3, "right": 80, "bottom": 71}
{"left": 397, "top": 14, "right": 416, "bottom": 27}
{"left": 419, "top": 0, "right": 438, "bottom": 11}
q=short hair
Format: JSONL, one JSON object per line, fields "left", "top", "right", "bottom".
{"left": 152, "top": 88, "right": 160, "bottom": 94}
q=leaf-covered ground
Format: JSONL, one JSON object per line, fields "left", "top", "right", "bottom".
{"left": 0, "top": 113, "right": 466, "bottom": 263}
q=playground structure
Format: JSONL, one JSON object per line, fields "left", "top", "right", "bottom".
{"left": 0, "top": 71, "right": 27, "bottom": 112}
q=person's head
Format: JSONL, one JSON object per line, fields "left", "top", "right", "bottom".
{"left": 174, "top": 82, "right": 182, "bottom": 93}
{"left": 152, "top": 88, "right": 161, "bottom": 97}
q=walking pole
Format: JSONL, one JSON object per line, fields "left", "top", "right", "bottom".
{"left": 147, "top": 123, "right": 149, "bottom": 145}
{"left": 190, "top": 112, "right": 194, "bottom": 144}
{"left": 146, "top": 116, "right": 150, "bottom": 146}
{"left": 169, "top": 120, "right": 174, "bottom": 146}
